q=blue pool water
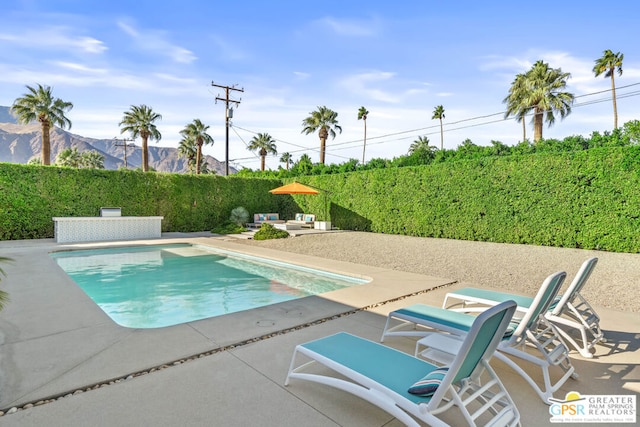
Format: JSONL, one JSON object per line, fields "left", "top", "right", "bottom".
{"left": 51, "top": 244, "right": 368, "bottom": 328}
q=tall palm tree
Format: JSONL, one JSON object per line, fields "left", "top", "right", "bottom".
{"left": 11, "top": 84, "right": 73, "bottom": 165}
{"left": 432, "top": 105, "right": 445, "bottom": 149}
{"left": 503, "top": 73, "right": 531, "bottom": 142}
{"left": 119, "top": 105, "right": 162, "bottom": 172}
{"left": 248, "top": 133, "right": 277, "bottom": 171}
{"left": 180, "top": 119, "right": 214, "bottom": 174}
{"left": 506, "top": 60, "right": 574, "bottom": 142}
{"left": 593, "top": 49, "right": 624, "bottom": 129}
{"left": 357, "top": 106, "right": 369, "bottom": 164}
{"left": 279, "top": 152, "right": 293, "bottom": 170}
{"left": 301, "top": 106, "right": 342, "bottom": 164}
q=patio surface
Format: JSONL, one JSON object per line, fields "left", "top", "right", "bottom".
{"left": 0, "top": 232, "right": 637, "bottom": 426}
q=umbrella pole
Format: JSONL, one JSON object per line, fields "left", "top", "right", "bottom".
{"left": 324, "top": 193, "right": 327, "bottom": 220}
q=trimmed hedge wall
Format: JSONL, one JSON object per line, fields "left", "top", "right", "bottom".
{"left": 296, "top": 147, "right": 640, "bottom": 253}
{"left": 0, "top": 164, "right": 293, "bottom": 240}
{"left": 2, "top": 146, "right": 640, "bottom": 253}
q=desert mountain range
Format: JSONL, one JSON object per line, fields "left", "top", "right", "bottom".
{"left": 0, "top": 106, "right": 234, "bottom": 174}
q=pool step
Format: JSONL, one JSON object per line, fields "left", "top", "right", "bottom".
{"left": 162, "top": 246, "right": 212, "bottom": 257}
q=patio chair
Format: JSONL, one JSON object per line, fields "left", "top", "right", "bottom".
{"left": 442, "top": 258, "right": 603, "bottom": 358}
{"left": 381, "top": 271, "right": 577, "bottom": 404}
{"left": 285, "top": 301, "right": 520, "bottom": 427}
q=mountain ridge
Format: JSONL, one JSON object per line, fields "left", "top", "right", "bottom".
{"left": 0, "top": 106, "right": 234, "bottom": 174}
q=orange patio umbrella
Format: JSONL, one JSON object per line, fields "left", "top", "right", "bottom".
{"left": 269, "top": 182, "right": 328, "bottom": 219}
{"left": 268, "top": 182, "right": 319, "bottom": 195}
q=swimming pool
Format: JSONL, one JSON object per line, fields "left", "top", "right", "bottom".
{"left": 50, "top": 244, "right": 368, "bottom": 328}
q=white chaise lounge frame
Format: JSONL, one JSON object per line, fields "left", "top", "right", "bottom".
{"left": 285, "top": 301, "right": 520, "bottom": 427}
{"left": 381, "top": 271, "right": 577, "bottom": 404}
{"left": 442, "top": 258, "right": 604, "bottom": 358}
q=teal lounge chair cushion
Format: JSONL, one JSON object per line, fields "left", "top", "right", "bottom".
{"left": 408, "top": 367, "right": 449, "bottom": 396}
{"left": 295, "top": 213, "right": 303, "bottom": 220}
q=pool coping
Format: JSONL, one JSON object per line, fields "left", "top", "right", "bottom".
{"left": 0, "top": 234, "right": 455, "bottom": 410}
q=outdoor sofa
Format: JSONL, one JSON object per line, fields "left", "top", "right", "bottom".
{"left": 286, "top": 213, "right": 316, "bottom": 228}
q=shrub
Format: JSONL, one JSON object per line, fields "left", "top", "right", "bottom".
{"left": 253, "top": 223, "right": 289, "bottom": 240}
{"left": 229, "top": 206, "right": 249, "bottom": 225}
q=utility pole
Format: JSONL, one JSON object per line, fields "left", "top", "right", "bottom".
{"left": 212, "top": 81, "right": 243, "bottom": 176}
{"left": 114, "top": 137, "right": 135, "bottom": 169}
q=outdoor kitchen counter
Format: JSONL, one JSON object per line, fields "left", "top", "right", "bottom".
{"left": 52, "top": 216, "right": 163, "bottom": 243}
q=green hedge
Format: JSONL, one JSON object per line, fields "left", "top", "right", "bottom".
{"left": 0, "top": 165, "right": 290, "bottom": 240}
{"left": 297, "top": 147, "right": 640, "bottom": 253}
{"left": 2, "top": 146, "right": 640, "bottom": 253}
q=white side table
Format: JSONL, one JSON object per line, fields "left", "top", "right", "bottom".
{"left": 415, "top": 333, "right": 463, "bottom": 366}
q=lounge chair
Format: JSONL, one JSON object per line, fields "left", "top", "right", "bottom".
{"left": 285, "top": 301, "right": 520, "bottom": 427}
{"left": 251, "top": 213, "right": 285, "bottom": 226}
{"left": 442, "top": 258, "right": 603, "bottom": 358}
{"left": 286, "top": 213, "right": 316, "bottom": 228}
{"left": 381, "top": 271, "right": 576, "bottom": 404}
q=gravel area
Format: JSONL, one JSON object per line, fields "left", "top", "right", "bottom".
{"left": 235, "top": 231, "right": 640, "bottom": 312}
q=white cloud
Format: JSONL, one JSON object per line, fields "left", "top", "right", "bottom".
{"left": 316, "top": 16, "right": 379, "bottom": 37}
{"left": 0, "top": 26, "right": 107, "bottom": 54}
{"left": 117, "top": 19, "right": 196, "bottom": 64}
{"left": 78, "top": 36, "right": 108, "bottom": 53}
{"left": 116, "top": 21, "right": 138, "bottom": 37}
{"left": 53, "top": 61, "right": 108, "bottom": 74}
{"left": 293, "top": 71, "right": 310, "bottom": 79}
{"left": 339, "top": 71, "right": 428, "bottom": 104}
{"left": 209, "top": 35, "right": 248, "bottom": 61}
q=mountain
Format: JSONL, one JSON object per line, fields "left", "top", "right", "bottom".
{"left": 0, "top": 106, "right": 234, "bottom": 174}
{"left": 0, "top": 106, "right": 17, "bottom": 124}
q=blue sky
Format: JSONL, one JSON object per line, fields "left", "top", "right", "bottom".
{"left": 1, "top": 1, "right": 639, "bottom": 171}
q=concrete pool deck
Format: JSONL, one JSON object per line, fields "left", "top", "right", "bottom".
{"left": 0, "top": 233, "right": 638, "bottom": 426}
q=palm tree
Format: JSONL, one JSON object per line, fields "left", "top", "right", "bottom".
{"left": 503, "top": 73, "right": 531, "bottom": 142}
{"left": 179, "top": 119, "right": 214, "bottom": 174}
{"left": 178, "top": 136, "right": 210, "bottom": 174}
{"left": 178, "top": 135, "right": 198, "bottom": 173}
{"left": 357, "top": 106, "right": 369, "bottom": 164}
{"left": 279, "top": 152, "right": 293, "bottom": 170}
{"left": 432, "top": 105, "right": 445, "bottom": 149}
{"left": 11, "top": 84, "right": 73, "bottom": 165}
{"left": 55, "top": 147, "right": 82, "bottom": 167}
{"left": 593, "top": 49, "right": 624, "bottom": 129}
{"left": 119, "top": 105, "right": 162, "bottom": 172}
{"left": 301, "top": 106, "right": 342, "bottom": 164}
{"left": 81, "top": 150, "right": 105, "bottom": 169}
{"left": 506, "top": 60, "right": 574, "bottom": 142}
{"left": 409, "top": 136, "right": 434, "bottom": 154}
{"left": 248, "top": 133, "right": 277, "bottom": 171}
